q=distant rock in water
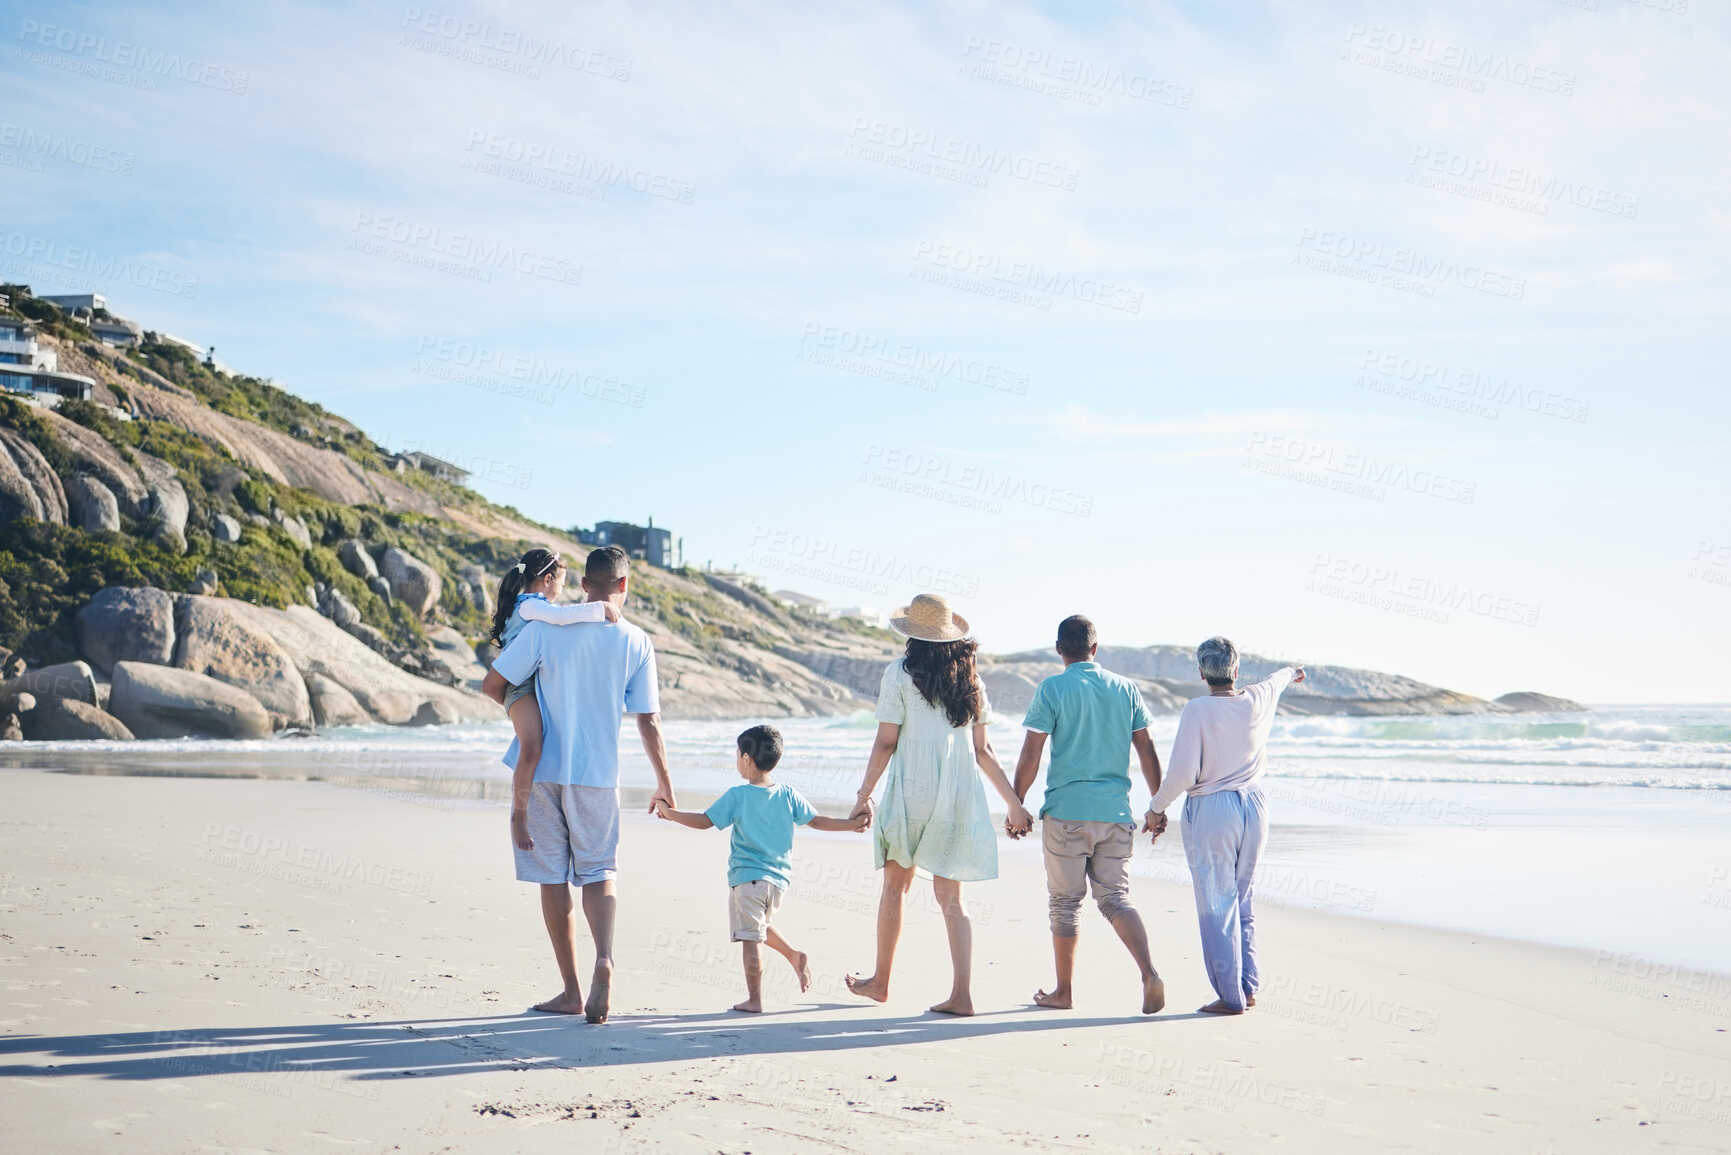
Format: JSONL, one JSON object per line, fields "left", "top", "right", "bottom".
{"left": 1493, "top": 691, "right": 1587, "bottom": 713}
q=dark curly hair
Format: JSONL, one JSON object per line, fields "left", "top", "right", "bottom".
{"left": 902, "top": 637, "right": 986, "bottom": 728}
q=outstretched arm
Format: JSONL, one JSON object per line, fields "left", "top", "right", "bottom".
{"left": 654, "top": 800, "right": 712, "bottom": 829}
{"left": 808, "top": 814, "right": 868, "bottom": 833}
{"left": 636, "top": 713, "right": 674, "bottom": 813}
{"left": 519, "top": 598, "right": 620, "bottom": 625}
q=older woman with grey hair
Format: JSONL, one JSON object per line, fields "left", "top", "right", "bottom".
{"left": 1145, "top": 636, "right": 1304, "bottom": 1014}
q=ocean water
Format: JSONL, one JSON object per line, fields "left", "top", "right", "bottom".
{"left": 7, "top": 704, "right": 1729, "bottom": 973}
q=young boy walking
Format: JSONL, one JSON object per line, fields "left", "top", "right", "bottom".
{"left": 656, "top": 724, "right": 867, "bottom": 1012}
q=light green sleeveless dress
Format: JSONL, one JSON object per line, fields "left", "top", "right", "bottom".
{"left": 873, "top": 659, "right": 998, "bottom": 882}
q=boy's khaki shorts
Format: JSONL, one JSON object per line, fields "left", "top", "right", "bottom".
{"left": 728, "top": 879, "right": 785, "bottom": 942}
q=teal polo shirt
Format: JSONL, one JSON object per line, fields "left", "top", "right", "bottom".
{"left": 1022, "top": 661, "right": 1152, "bottom": 823}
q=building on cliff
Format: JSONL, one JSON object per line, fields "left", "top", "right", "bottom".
{"left": 577, "top": 519, "right": 681, "bottom": 568}
{"left": 0, "top": 316, "right": 96, "bottom": 402}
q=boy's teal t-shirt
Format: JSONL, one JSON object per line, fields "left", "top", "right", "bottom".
{"left": 704, "top": 782, "right": 816, "bottom": 888}
{"left": 1021, "top": 661, "right": 1153, "bottom": 823}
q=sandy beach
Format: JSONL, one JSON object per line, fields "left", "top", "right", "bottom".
{"left": 3, "top": 764, "right": 1730, "bottom": 1154}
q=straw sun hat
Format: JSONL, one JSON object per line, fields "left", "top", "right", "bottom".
{"left": 889, "top": 593, "right": 970, "bottom": 642}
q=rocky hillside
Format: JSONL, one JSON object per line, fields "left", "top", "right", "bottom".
{"left": 0, "top": 286, "right": 900, "bottom": 737}
{"left": 0, "top": 286, "right": 1580, "bottom": 739}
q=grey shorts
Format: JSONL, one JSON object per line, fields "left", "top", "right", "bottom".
{"left": 728, "top": 879, "right": 785, "bottom": 942}
{"left": 503, "top": 674, "right": 538, "bottom": 712}
{"left": 514, "top": 782, "right": 619, "bottom": 886}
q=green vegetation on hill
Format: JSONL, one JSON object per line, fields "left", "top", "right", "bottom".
{"left": 0, "top": 297, "right": 890, "bottom": 685}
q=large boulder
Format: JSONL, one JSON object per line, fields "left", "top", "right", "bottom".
{"left": 459, "top": 564, "right": 491, "bottom": 611}
{"left": 211, "top": 513, "right": 242, "bottom": 543}
{"left": 4, "top": 660, "right": 98, "bottom": 706}
{"left": 76, "top": 586, "right": 176, "bottom": 673}
{"left": 213, "top": 602, "right": 494, "bottom": 726}
{"left": 305, "top": 672, "right": 369, "bottom": 728}
{"left": 338, "top": 540, "right": 378, "bottom": 581}
{"left": 275, "top": 511, "right": 311, "bottom": 548}
{"left": 40, "top": 409, "right": 149, "bottom": 514}
{"left": 25, "top": 698, "right": 134, "bottom": 741}
{"left": 426, "top": 624, "right": 489, "bottom": 689}
{"left": 134, "top": 453, "right": 189, "bottom": 553}
{"left": 65, "top": 474, "right": 121, "bottom": 533}
{"left": 109, "top": 660, "right": 271, "bottom": 740}
{"left": 172, "top": 595, "right": 313, "bottom": 729}
{"left": 318, "top": 587, "right": 362, "bottom": 631}
{"left": 380, "top": 547, "right": 440, "bottom": 617}
{"left": 0, "top": 428, "right": 67, "bottom": 525}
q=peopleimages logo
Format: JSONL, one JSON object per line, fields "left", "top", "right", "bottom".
{"left": 351, "top": 213, "right": 582, "bottom": 286}
{"left": 463, "top": 131, "right": 695, "bottom": 203}
{"left": 960, "top": 37, "right": 1192, "bottom": 109}
{"left": 1408, "top": 146, "right": 1639, "bottom": 220}
{"left": 1360, "top": 349, "right": 1589, "bottom": 423}
{"left": 1295, "top": 228, "right": 1526, "bottom": 301}
{"left": 399, "top": 7, "right": 631, "bottom": 80}
{"left": 1245, "top": 432, "right": 1478, "bottom": 504}
{"left": 911, "top": 240, "right": 1143, "bottom": 314}
{"left": 0, "top": 122, "right": 133, "bottom": 174}
{"left": 15, "top": 19, "right": 250, "bottom": 94}
{"left": 0, "top": 230, "right": 198, "bottom": 298}
{"left": 846, "top": 118, "right": 1079, "bottom": 191}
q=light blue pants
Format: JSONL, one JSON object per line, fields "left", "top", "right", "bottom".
{"left": 1180, "top": 785, "right": 1268, "bottom": 1011}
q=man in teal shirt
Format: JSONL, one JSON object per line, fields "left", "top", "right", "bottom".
{"left": 1015, "top": 615, "right": 1167, "bottom": 1014}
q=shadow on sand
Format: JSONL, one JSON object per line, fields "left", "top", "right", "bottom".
{"left": 0, "top": 1004, "right": 1215, "bottom": 1085}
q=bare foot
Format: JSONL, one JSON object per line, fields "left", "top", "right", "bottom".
{"left": 584, "top": 959, "right": 612, "bottom": 1024}
{"left": 731, "top": 998, "right": 763, "bottom": 1013}
{"left": 930, "top": 996, "right": 974, "bottom": 1016}
{"left": 790, "top": 952, "right": 812, "bottom": 994}
{"left": 531, "top": 990, "right": 584, "bottom": 1014}
{"left": 1197, "top": 999, "right": 1245, "bottom": 1015}
{"left": 1033, "top": 987, "right": 1073, "bottom": 1009}
{"left": 1246, "top": 993, "right": 1257, "bottom": 1008}
{"left": 1142, "top": 974, "right": 1166, "bottom": 1015}
{"left": 845, "top": 973, "right": 888, "bottom": 1003}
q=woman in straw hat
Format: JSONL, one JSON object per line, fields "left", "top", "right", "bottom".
{"left": 844, "top": 593, "right": 1034, "bottom": 1015}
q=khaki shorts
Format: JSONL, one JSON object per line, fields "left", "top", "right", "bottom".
{"left": 728, "top": 878, "right": 785, "bottom": 942}
{"left": 1042, "top": 818, "right": 1136, "bottom": 935}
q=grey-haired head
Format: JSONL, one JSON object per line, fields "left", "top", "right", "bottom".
{"left": 1197, "top": 636, "right": 1238, "bottom": 687}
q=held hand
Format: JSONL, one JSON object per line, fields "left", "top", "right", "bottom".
{"left": 649, "top": 786, "right": 675, "bottom": 816}
{"left": 849, "top": 795, "right": 875, "bottom": 830}
{"left": 652, "top": 799, "right": 670, "bottom": 820}
{"left": 1292, "top": 665, "right": 1306, "bottom": 684}
{"left": 1142, "top": 808, "right": 1168, "bottom": 844}
{"left": 510, "top": 810, "right": 535, "bottom": 851}
{"left": 602, "top": 602, "right": 622, "bottom": 623}
{"left": 1004, "top": 804, "right": 1034, "bottom": 840}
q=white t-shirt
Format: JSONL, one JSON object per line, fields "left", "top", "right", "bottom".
{"left": 1148, "top": 667, "right": 1296, "bottom": 812}
{"left": 492, "top": 616, "right": 660, "bottom": 787}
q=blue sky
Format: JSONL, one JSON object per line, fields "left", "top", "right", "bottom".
{"left": 2, "top": 0, "right": 1727, "bottom": 701}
